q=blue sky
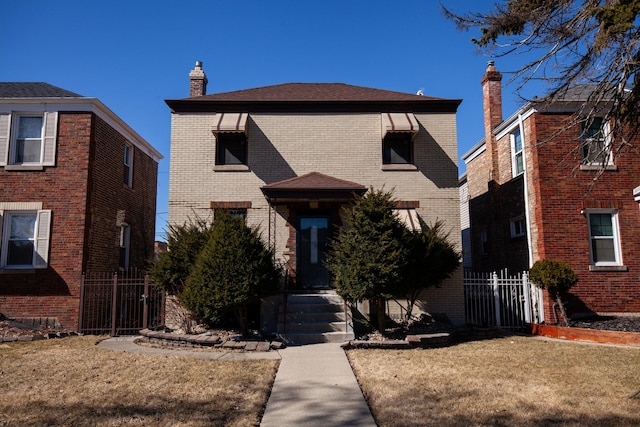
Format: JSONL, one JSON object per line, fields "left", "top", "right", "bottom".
{"left": 1, "top": 1, "right": 545, "bottom": 242}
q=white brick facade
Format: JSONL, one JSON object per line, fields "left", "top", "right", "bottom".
{"left": 168, "top": 94, "right": 464, "bottom": 324}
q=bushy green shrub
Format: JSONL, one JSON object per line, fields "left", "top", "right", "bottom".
{"left": 327, "top": 188, "right": 409, "bottom": 334}
{"left": 397, "top": 219, "right": 461, "bottom": 321}
{"left": 529, "top": 259, "right": 578, "bottom": 325}
{"left": 181, "top": 211, "right": 281, "bottom": 335}
{"left": 149, "top": 218, "right": 211, "bottom": 296}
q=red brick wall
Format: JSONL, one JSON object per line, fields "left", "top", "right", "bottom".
{"left": 84, "top": 115, "right": 158, "bottom": 272}
{"left": 0, "top": 112, "right": 92, "bottom": 329}
{"left": 528, "top": 112, "right": 640, "bottom": 317}
{"left": 0, "top": 112, "right": 158, "bottom": 330}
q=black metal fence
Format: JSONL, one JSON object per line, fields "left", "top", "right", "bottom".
{"left": 79, "top": 270, "right": 165, "bottom": 336}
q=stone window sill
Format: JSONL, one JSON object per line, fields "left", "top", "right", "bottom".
{"left": 589, "top": 265, "right": 628, "bottom": 272}
{"left": 4, "top": 165, "right": 44, "bottom": 171}
{"left": 381, "top": 164, "right": 418, "bottom": 171}
{"left": 579, "top": 164, "right": 618, "bottom": 172}
{"left": 213, "top": 164, "right": 250, "bottom": 172}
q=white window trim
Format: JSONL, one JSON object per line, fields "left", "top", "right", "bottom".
{"left": 1, "top": 112, "right": 57, "bottom": 169}
{"left": 0, "top": 208, "right": 51, "bottom": 269}
{"left": 586, "top": 209, "right": 623, "bottom": 267}
{"left": 510, "top": 216, "right": 526, "bottom": 238}
{"left": 119, "top": 222, "right": 131, "bottom": 270}
{"left": 124, "top": 143, "right": 134, "bottom": 187}
{"left": 581, "top": 119, "right": 613, "bottom": 167}
{"left": 510, "top": 129, "right": 524, "bottom": 177}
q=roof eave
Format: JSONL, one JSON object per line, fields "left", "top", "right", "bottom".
{"left": 165, "top": 98, "right": 462, "bottom": 114}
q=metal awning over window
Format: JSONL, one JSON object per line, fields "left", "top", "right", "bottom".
{"left": 212, "top": 113, "right": 248, "bottom": 133}
{"left": 382, "top": 113, "right": 419, "bottom": 138}
{"left": 394, "top": 208, "right": 421, "bottom": 231}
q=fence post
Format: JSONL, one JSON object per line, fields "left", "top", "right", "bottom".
{"left": 111, "top": 272, "right": 118, "bottom": 336}
{"left": 143, "top": 275, "right": 149, "bottom": 330}
{"left": 492, "top": 272, "right": 502, "bottom": 327}
{"left": 522, "top": 272, "right": 532, "bottom": 324}
{"left": 78, "top": 273, "right": 86, "bottom": 333}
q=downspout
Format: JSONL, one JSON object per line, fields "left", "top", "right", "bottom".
{"left": 518, "top": 114, "right": 534, "bottom": 269}
{"left": 519, "top": 113, "right": 544, "bottom": 323}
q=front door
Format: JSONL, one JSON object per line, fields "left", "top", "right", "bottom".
{"left": 297, "top": 216, "right": 330, "bottom": 288}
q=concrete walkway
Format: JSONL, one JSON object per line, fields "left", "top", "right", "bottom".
{"left": 260, "top": 343, "right": 377, "bottom": 426}
{"left": 98, "top": 337, "right": 377, "bottom": 425}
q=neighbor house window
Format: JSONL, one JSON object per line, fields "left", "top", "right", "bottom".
{"left": 216, "top": 133, "right": 247, "bottom": 165}
{"left": 0, "top": 210, "right": 52, "bottom": 269}
{"left": 480, "top": 229, "right": 489, "bottom": 256}
{"left": 581, "top": 117, "right": 611, "bottom": 165}
{"left": 511, "top": 128, "right": 524, "bottom": 176}
{"left": 214, "top": 208, "right": 247, "bottom": 221}
{"left": 510, "top": 217, "right": 526, "bottom": 238}
{"left": 383, "top": 133, "right": 412, "bottom": 164}
{"left": 123, "top": 144, "right": 133, "bottom": 187}
{"left": 119, "top": 223, "right": 130, "bottom": 270}
{"left": 587, "top": 211, "right": 622, "bottom": 266}
{"left": 0, "top": 112, "right": 57, "bottom": 168}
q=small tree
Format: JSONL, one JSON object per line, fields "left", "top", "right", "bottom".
{"left": 148, "top": 218, "right": 211, "bottom": 333}
{"left": 181, "top": 211, "right": 281, "bottom": 336}
{"left": 529, "top": 259, "right": 578, "bottom": 326}
{"left": 398, "top": 219, "right": 461, "bottom": 322}
{"left": 327, "top": 189, "right": 409, "bottom": 334}
{"left": 149, "top": 218, "right": 211, "bottom": 296}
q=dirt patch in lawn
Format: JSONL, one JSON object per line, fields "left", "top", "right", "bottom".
{"left": 0, "top": 336, "right": 279, "bottom": 426}
{"left": 348, "top": 335, "right": 640, "bottom": 426}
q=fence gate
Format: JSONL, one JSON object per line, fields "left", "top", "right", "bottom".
{"left": 463, "top": 270, "right": 544, "bottom": 331}
{"left": 79, "top": 270, "right": 165, "bottom": 336}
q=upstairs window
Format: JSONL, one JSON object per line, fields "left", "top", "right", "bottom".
{"left": 581, "top": 117, "right": 611, "bottom": 165}
{"left": 381, "top": 113, "right": 419, "bottom": 169}
{"left": 216, "top": 133, "right": 247, "bottom": 165}
{"left": 14, "top": 116, "right": 43, "bottom": 164}
{"left": 123, "top": 144, "right": 134, "bottom": 187}
{"left": 511, "top": 128, "right": 524, "bottom": 177}
{"left": 383, "top": 133, "right": 412, "bottom": 164}
{"left": 0, "top": 112, "right": 57, "bottom": 168}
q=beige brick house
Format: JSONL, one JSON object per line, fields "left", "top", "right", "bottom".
{"left": 166, "top": 62, "right": 464, "bottom": 342}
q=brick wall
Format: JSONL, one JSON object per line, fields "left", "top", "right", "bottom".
{"left": 0, "top": 112, "right": 92, "bottom": 329}
{"left": 467, "top": 109, "right": 640, "bottom": 318}
{"left": 84, "top": 115, "right": 158, "bottom": 271}
{"left": 0, "top": 112, "right": 158, "bottom": 330}
{"left": 169, "top": 111, "right": 465, "bottom": 324}
{"left": 528, "top": 112, "right": 640, "bottom": 316}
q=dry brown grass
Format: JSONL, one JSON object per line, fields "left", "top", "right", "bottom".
{"left": 348, "top": 336, "right": 640, "bottom": 426}
{"left": 0, "top": 336, "right": 278, "bottom": 426}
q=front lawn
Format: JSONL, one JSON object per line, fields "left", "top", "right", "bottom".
{"left": 0, "top": 336, "right": 278, "bottom": 426}
{"left": 348, "top": 336, "right": 640, "bottom": 426}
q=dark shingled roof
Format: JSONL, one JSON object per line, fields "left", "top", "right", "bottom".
{"left": 167, "top": 83, "right": 461, "bottom": 114}
{"left": 0, "top": 82, "right": 81, "bottom": 98}
{"left": 189, "top": 83, "right": 442, "bottom": 102}
{"left": 261, "top": 172, "right": 367, "bottom": 200}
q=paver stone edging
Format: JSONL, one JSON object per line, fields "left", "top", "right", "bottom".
{"left": 528, "top": 323, "right": 640, "bottom": 346}
{"left": 138, "top": 329, "right": 284, "bottom": 351}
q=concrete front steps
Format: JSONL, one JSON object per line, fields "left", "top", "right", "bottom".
{"left": 278, "top": 292, "right": 354, "bottom": 345}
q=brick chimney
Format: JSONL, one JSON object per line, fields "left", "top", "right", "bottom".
{"left": 481, "top": 61, "right": 503, "bottom": 180}
{"left": 189, "top": 61, "right": 208, "bottom": 97}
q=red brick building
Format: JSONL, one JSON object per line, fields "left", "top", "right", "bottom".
{"left": 0, "top": 83, "right": 162, "bottom": 330}
{"left": 463, "top": 63, "right": 640, "bottom": 321}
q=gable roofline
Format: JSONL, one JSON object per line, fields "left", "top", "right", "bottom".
{"left": 166, "top": 82, "right": 461, "bottom": 114}
{"left": 0, "top": 93, "right": 163, "bottom": 163}
{"left": 463, "top": 84, "right": 619, "bottom": 164}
